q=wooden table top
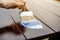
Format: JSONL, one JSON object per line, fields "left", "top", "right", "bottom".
{"left": 0, "top": 0, "right": 60, "bottom": 40}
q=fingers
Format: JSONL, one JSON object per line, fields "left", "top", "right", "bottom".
{"left": 0, "top": 0, "right": 26, "bottom": 9}
{"left": 0, "top": 3, "right": 4, "bottom": 8}
{"left": 20, "top": 0, "right": 26, "bottom": 3}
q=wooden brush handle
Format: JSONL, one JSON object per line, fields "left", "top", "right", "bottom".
{"left": 18, "top": 2, "right": 29, "bottom": 11}
{"left": 21, "top": 6, "right": 28, "bottom": 11}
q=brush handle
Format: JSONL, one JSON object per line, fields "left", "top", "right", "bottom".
{"left": 21, "top": 6, "right": 28, "bottom": 11}
{"left": 19, "top": 2, "right": 29, "bottom": 11}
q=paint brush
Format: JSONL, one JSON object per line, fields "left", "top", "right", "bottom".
{"left": 19, "top": 5, "right": 43, "bottom": 29}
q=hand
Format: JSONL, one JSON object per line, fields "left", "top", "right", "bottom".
{"left": 0, "top": 0, "right": 26, "bottom": 9}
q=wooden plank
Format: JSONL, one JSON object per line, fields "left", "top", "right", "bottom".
{"left": 27, "top": 0, "right": 60, "bottom": 17}
{"left": 0, "top": 8, "right": 54, "bottom": 40}
{"left": 43, "top": 0, "right": 60, "bottom": 17}
{"left": 45, "top": 0, "right": 60, "bottom": 7}
{"left": 0, "top": 8, "right": 20, "bottom": 27}
{"left": 26, "top": 0, "right": 60, "bottom": 32}
{"left": 24, "top": 21, "right": 54, "bottom": 39}
{"left": 0, "top": 9, "right": 12, "bottom": 27}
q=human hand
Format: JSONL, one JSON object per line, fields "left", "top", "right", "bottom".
{"left": 0, "top": 0, "right": 26, "bottom": 9}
